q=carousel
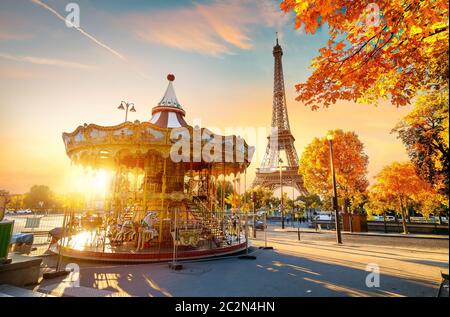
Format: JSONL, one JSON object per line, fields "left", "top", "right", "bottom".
{"left": 56, "top": 74, "right": 253, "bottom": 262}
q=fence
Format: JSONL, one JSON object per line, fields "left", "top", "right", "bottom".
{"left": 4, "top": 213, "right": 64, "bottom": 256}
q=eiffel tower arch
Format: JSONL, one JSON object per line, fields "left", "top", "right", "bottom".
{"left": 252, "top": 37, "right": 307, "bottom": 195}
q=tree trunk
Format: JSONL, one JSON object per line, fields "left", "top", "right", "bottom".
{"left": 344, "top": 197, "right": 353, "bottom": 232}
{"left": 399, "top": 196, "right": 408, "bottom": 234}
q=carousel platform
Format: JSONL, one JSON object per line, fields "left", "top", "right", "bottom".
{"left": 50, "top": 235, "right": 248, "bottom": 263}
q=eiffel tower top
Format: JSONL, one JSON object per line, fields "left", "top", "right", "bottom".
{"left": 273, "top": 32, "right": 283, "bottom": 55}
{"left": 271, "top": 34, "right": 290, "bottom": 133}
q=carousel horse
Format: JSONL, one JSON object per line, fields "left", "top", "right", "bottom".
{"left": 112, "top": 216, "right": 137, "bottom": 244}
{"left": 105, "top": 215, "right": 118, "bottom": 238}
{"left": 136, "top": 211, "right": 158, "bottom": 251}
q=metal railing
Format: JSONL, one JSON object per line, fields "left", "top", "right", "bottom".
{"left": 4, "top": 213, "right": 64, "bottom": 256}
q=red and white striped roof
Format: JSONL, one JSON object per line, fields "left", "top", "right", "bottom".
{"left": 150, "top": 74, "right": 188, "bottom": 128}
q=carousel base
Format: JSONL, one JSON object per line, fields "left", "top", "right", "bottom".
{"left": 50, "top": 236, "right": 248, "bottom": 263}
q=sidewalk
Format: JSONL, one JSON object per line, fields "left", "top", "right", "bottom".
{"left": 272, "top": 226, "right": 449, "bottom": 240}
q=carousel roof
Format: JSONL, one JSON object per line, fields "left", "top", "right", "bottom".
{"left": 62, "top": 73, "right": 254, "bottom": 173}
{"left": 150, "top": 74, "right": 188, "bottom": 129}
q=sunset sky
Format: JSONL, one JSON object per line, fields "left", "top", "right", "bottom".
{"left": 0, "top": 0, "right": 412, "bottom": 194}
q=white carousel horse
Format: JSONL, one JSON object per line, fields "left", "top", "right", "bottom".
{"left": 136, "top": 211, "right": 158, "bottom": 251}
{"left": 113, "top": 216, "right": 137, "bottom": 243}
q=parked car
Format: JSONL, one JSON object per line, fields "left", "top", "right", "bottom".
{"left": 16, "top": 209, "right": 32, "bottom": 214}
{"left": 410, "top": 216, "right": 427, "bottom": 223}
{"left": 429, "top": 216, "right": 449, "bottom": 224}
{"left": 313, "top": 215, "right": 332, "bottom": 221}
{"left": 242, "top": 219, "right": 265, "bottom": 230}
{"left": 372, "top": 215, "right": 396, "bottom": 222}
{"left": 372, "top": 216, "right": 384, "bottom": 221}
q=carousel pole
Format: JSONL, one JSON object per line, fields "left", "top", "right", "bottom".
{"left": 238, "top": 193, "right": 256, "bottom": 260}
{"left": 233, "top": 174, "right": 238, "bottom": 243}
{"left": 221, "top": 164, "right": 225, "bottom": 229}
{"left": 238, "top": 161, "right": 256, "bottom": 260}
{"left": 159, "top": 156, "right": 167, "bottom": 243}
{"left": 209, "top": 165, "right": 213, "bottom": 222}
{"left": 237, "top": 172, "right": 241, "bottom": 244}
{"left": 169, "top": 208, "right": 182, "bottom": 270}
{"left": 43, "top": 207, "right": 70, "bottom": 279}
{"left": 142, "top": 157, "right": 148, "bottom": 219}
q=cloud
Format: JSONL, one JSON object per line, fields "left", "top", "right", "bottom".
{"left": 125, "top": 0, "right": 289, "bottom": 56}
{"left": 0, "top": 67, "right": 41, "bottom": 79}
{"left": 0, "top": 14, "right": 34, "bottom": 41}
{"left": 30, "top": 0, "right": 126, "bottom": 61}
{"left": 0, "top": 32, "right": 33, "bottom": 41}
{"left": 0, "top": 52, "right": 95, "bottom": 70}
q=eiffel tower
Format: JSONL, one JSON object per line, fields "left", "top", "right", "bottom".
{"left": 252, "top": 36, "right": 307, "bottom": 195}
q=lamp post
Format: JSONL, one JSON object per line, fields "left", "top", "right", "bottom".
{"left": 327, "top": 133, "right": 342, "bottom": 244}
{"left": 118, "top": 101, "right": 136, "bottom": 122}
{"left": 279, "top": 158, "right": 284, "bottom": 229}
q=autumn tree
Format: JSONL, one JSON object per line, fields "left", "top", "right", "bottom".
{"left": 370, "top": 162, "right": 434, "bottom": 233}
{"left": 6, "top": 194, "right": 25, "bottom": 211}
{"left": 366, "top": 190, "right": 394, "bottom": 218}
{"left": 392, "top": 88, "right": 449, "bottom": 196}
{"left": 299, "top": 130, "right": 369, "bottom": 213}
{"left": 416, "top": 190, "right": 448, "bottom": 220}
{"left": 280, "top": 0, "right": 449, "bottom": 109}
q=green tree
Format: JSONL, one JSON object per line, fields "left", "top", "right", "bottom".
{"left": 216, "top": 181, "right": 234, "bottom": 208}
{"left": 243, "top": 186, "right": 275, "bottom": 210}
{"left": 297, "top": 193, "right": 322, "bottom": 210}
{"left": 392, "top": 89, "right": 449, "bottom": 197}
{"left": 23, "top": 185, "right": 54, "bottom": 211}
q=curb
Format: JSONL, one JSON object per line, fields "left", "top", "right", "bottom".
{"left": 273, "top": 228, "right": 449, "bottom": 240}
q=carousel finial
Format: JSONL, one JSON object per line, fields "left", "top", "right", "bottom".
{"left": 167, "top": 74, "right": 175, "bottom": 82}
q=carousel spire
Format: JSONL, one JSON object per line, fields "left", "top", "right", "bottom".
{"left": 158, "top": 74, "right": 182, "bottom": 109}
{"left": 150, "top": 74, "right": 188, "bottom": 128}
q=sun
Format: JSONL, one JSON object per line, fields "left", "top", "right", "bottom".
{"left": 67, "top": 166, "right": 112, "bottom": 196}
{"left": 91, "top": 170, "right": 111, "bottom": 192}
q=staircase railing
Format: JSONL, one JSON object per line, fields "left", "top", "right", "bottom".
{"left": 189, "top": 197, "right": 230, "bottom": 247}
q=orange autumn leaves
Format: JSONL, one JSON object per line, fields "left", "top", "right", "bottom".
{"left": 280, "top": 0, "right": 449, "bottom": 109}
{"left": 299, "top": 130, "right": 446, "bottom": 219}
{"left": 369, "top": 162, "right": 445, "bottom": 231}
{"left": 299, "top": 130, "right": 369, "bottom": 209}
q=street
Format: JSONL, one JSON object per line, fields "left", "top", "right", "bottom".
{"left": 36, "top": 228, "right": 449, "bottom": 297}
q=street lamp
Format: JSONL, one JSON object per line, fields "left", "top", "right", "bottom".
{"left": 118, "top": 101, "right": 136, "bottom": 122}
{"left": 279, "top": 157, "right": 285, "bottom": 229}
{"left": 327, "top": 132, "right": 342, "bottom": 244}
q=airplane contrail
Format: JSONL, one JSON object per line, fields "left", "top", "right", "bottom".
{"left": 30, "top": 0, "right": 127, "bottom": 62}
